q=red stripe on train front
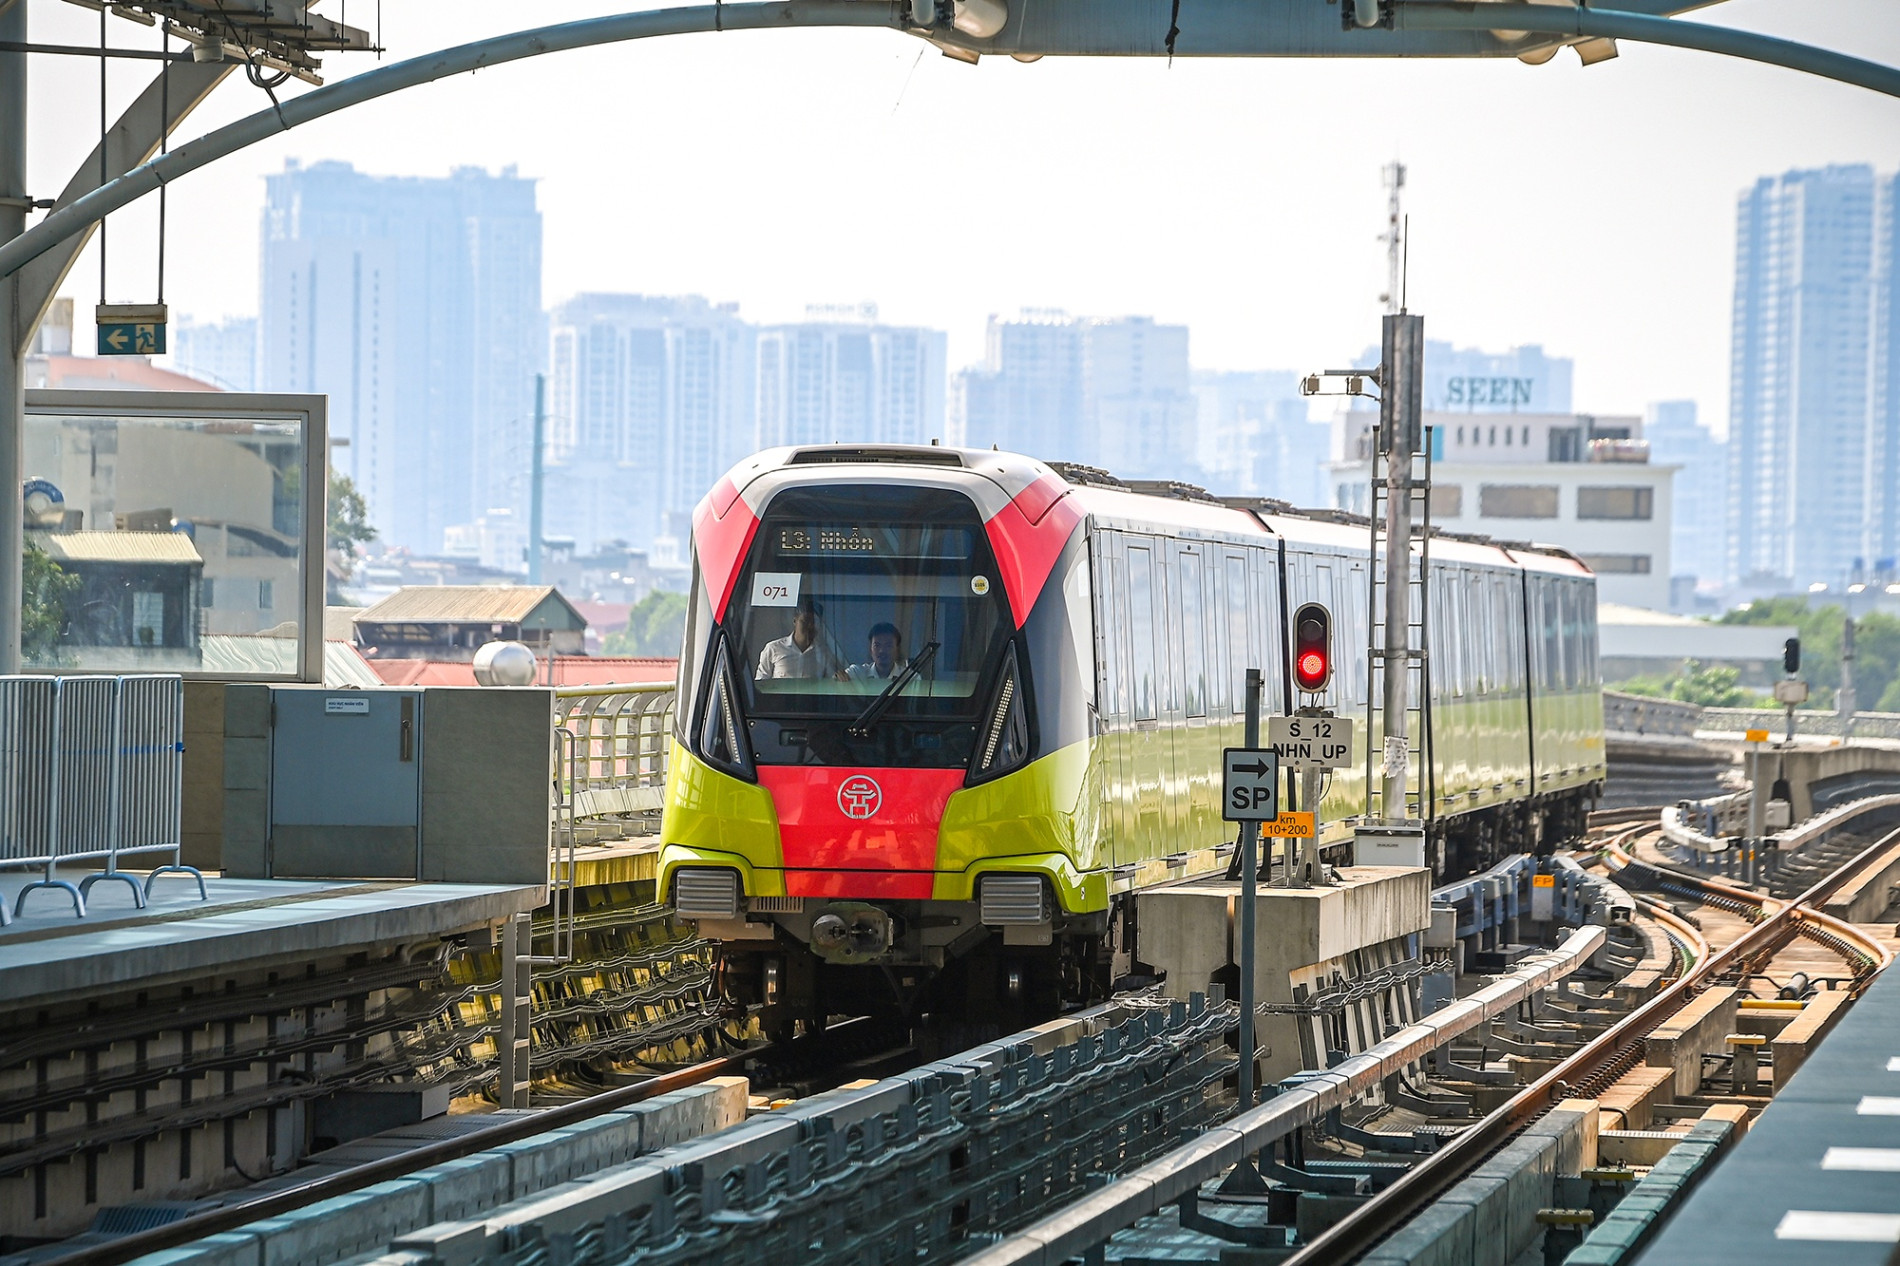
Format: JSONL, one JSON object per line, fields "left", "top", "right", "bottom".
{"left": 758, "top": 766, "right": 962, "bottom": 899}
{"left": 691, "top": 476, "right": 760, "bottom": 621}
{"left": 983, "top": 472, "right": 1084, "bottom": 628}
{"left": 784, "top": 871, "right": 935, "bottom": 900}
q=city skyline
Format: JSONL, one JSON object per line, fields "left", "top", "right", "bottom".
{"left": 28, "top": 1, "right": 1899, "bottom": 444}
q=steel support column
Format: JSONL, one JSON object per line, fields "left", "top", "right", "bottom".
{"left": 1, "top": 0, "right": 25, "bottom": 675}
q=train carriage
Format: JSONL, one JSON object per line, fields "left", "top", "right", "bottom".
{"left": 659, "top": 444, "right": 1603, "bottom": 1032}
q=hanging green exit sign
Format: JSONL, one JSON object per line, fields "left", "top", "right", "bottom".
{"left": 96, "top": 303, "right": 168, "bottom": 356}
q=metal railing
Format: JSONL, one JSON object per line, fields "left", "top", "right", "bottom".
{"left": 537, "top": 684, "right": 677, "bottom": 971}
{"left": 1699, "top": 706, "right": 1900, "bottom": 740}
{"left": 552, "top": 683, "right": 676, "bottom": 830}
{"left": 0, "top": 674, "right": 201, "bottom": 921}
{"left": 1602, "top": 690, "right": 1704, "bottom": 738}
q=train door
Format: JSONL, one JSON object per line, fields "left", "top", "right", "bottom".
{"left": 1091, "top": 530, "right": 1134, "bottom": 874}
{"left": 1173, "top": 543, "right": 1215, "bottom": 848}
{"left": 1123, "top": 539, "right": 1166, "bottom": 871}
{"left": 1495, "top": 570, "right": 1531, "bottom": 793}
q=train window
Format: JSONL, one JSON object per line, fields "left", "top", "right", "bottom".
{"left": 1156, "top": 551, "right": 1178, "bottom": 715}
{"left": 1225, "top": 553, "right": 1249, "bottom": 714}
{"left": 1541, "top": 581, "right": 1564, "bottom": 692}
{"left": 1495, "top": 574, "right": 1521, "bottom": 693}
{"left": 1128, "top": 544, "right": 1158, "bottom": 722}
{"left": 1467, "top": 572, "right": 1490, "bottom": 694}
{"left": 1178, "top": 549, "right": 1207, "bottom": 717}
{"left": 1094, "top": 537, "right": 1124, "bottom": 723}
{"left": 724, "top": 485, "right": 1015, "bottom": 768}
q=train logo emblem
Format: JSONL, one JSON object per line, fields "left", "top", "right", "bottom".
{"left": 838, "top": 775, "right": 882, "bottom": 820}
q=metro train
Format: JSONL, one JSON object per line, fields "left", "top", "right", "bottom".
{"left": 658, "top": 444, "right": 1605, "bottom": 1031}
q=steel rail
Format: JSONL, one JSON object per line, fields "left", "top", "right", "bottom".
{"left": 959, "top": 923, "right": 1609, "bottom": 1266}
{"left": 37, "top": 1042, "right": 765, "bottom": 1266}
{"left": 1286, "top": 824, "right": 1900, "bottom": 1265}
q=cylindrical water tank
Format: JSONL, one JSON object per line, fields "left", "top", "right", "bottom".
{"left": 473, "top": 640, "right": 539, "bottom": 687}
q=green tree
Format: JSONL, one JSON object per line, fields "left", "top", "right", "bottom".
{"left": 22, "top": 542, "right": 78, "bottom": 664}
{"left": 327, "top": 472, "right": 378, "bottom": 571}
{"left": 604, "top": 590, "right": 688, "bottom": 658}
{"left": 1668, "top": 660, "right": 1751, "bottom": 708}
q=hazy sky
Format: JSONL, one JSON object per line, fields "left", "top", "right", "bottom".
{"left": 22, "top": 0, "right": 1900, "bottom": 436}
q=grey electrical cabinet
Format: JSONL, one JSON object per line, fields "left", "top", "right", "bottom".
{"left": 269, "top": 687, "right": 423, "bottom": 879}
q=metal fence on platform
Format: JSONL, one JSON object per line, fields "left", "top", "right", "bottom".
{"left": 0, "top": 674, "right": 200, "bottom": 921}
{"left": 552, "top": 683, "right": 676, "bottom": 831}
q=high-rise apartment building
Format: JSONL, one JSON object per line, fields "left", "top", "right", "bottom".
{"left": 545, "top": 294, "right": 754, "bottom": 552}
{"left": 1192, "top": 370, "right": 1328, "bottom": 504}
{"left": 169, "top": 316, "right": 257, "bottom": 392}
{"left": 953, "top": 312, "right": 1192, "bottom": 477}
{"left": 1084, "top": 317, "right": 1194, "bottom": 480}
{"left": 1872, "top": 172, "right": 1900, "bottom": 574}
{"left": 754, "top": 305, "right": 946, "bottom": 452}
{"left": 259, "top": 160, "right": 542, "bottom": 554}
{"left": 1645, "top": 400, "right": 1727, "bottom": 591}
{"left": 1728, "top": 165, "right": 1878, "bottom": 589}
{"left": 951, "top": 312, "right": 1084, "bottom": 457}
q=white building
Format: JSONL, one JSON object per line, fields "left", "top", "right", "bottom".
{"left": 1330, "top": 409, "right": 1676, "bottom": 609}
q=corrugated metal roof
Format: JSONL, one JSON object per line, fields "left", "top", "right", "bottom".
{"left": 30, "top": 530, "right": 203, "bottom": 565}
{"left": 355, "top": 585, "right": 584, "bottom": 629}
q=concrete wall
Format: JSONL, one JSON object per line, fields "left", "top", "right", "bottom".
{"left": 1136, "top": 867, "right": 1432, "bottom": 1080}
{"left": 1645, "top": 986, "right": 1739, "bottom": 1098}
{"left": 1822, "top": 841, "right": 1900, "bottom": 923}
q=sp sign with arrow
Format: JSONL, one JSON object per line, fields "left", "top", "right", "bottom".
{"left": 1222, "top": 748, "right": 1279, "bottom": 822}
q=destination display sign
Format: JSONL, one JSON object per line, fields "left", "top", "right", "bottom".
{"left": 1267, "top": 715, "right": 1354, "bottom": 769}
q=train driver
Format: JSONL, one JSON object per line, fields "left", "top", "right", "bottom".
{"left": 756, "top": 603, "right": 829, "bottom": 680}
{"left": 845, "top": 622, "right": 909, "bottom": 682}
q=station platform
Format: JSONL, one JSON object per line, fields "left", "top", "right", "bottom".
{"left": 0, "top": 867, "right": 540, "bottom": 1009}
{"left": 1637, "top": 961, "right": 1900, "bottom": 1264}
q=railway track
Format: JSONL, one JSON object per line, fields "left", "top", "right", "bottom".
{"left": 1279, "top": 818, "right": 1896, "bottom": 1266}
{"left": 36, "top": 1015, "right": 919, "bottom": 1266}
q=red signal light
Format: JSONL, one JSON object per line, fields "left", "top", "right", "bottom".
{"left": 1292, "top": 603, "right": 1333, "bottom": 693}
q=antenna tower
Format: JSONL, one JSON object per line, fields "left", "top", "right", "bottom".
{"left": 1380, "top": 161, "right": 1406, "bottom": 314}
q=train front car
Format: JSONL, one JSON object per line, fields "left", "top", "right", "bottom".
{"left": 659, "top": 446, "right": 1099, "bottom": 1036}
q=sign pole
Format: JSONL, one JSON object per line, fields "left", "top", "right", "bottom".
{"left": 1301, "top": 765, "right": 1322, "bottom": 887}
{"left": 1237, "top": 667, "right": 1263, "bottom": 1110}
{"left": 1217, "top": 667, "right": 1271, "bottom": 1197}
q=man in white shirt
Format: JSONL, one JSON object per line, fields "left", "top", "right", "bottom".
{"left": 846, "top": 622, "right": 909, "bottom": 682}
{"left": 756, "top": 607, "right": 827, "bottom": 680}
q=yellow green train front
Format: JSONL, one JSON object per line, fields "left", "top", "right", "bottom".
{"left": 658, "top": 444, "right": 1604, "bottom": 1031}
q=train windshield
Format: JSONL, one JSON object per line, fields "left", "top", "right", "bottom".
{"left": 728, "top": 485, "right": 1012, "bottom": 768}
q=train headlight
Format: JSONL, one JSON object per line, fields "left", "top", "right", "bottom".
{"left": 970, "top": 643, "right": 1030, "bottom": 784}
